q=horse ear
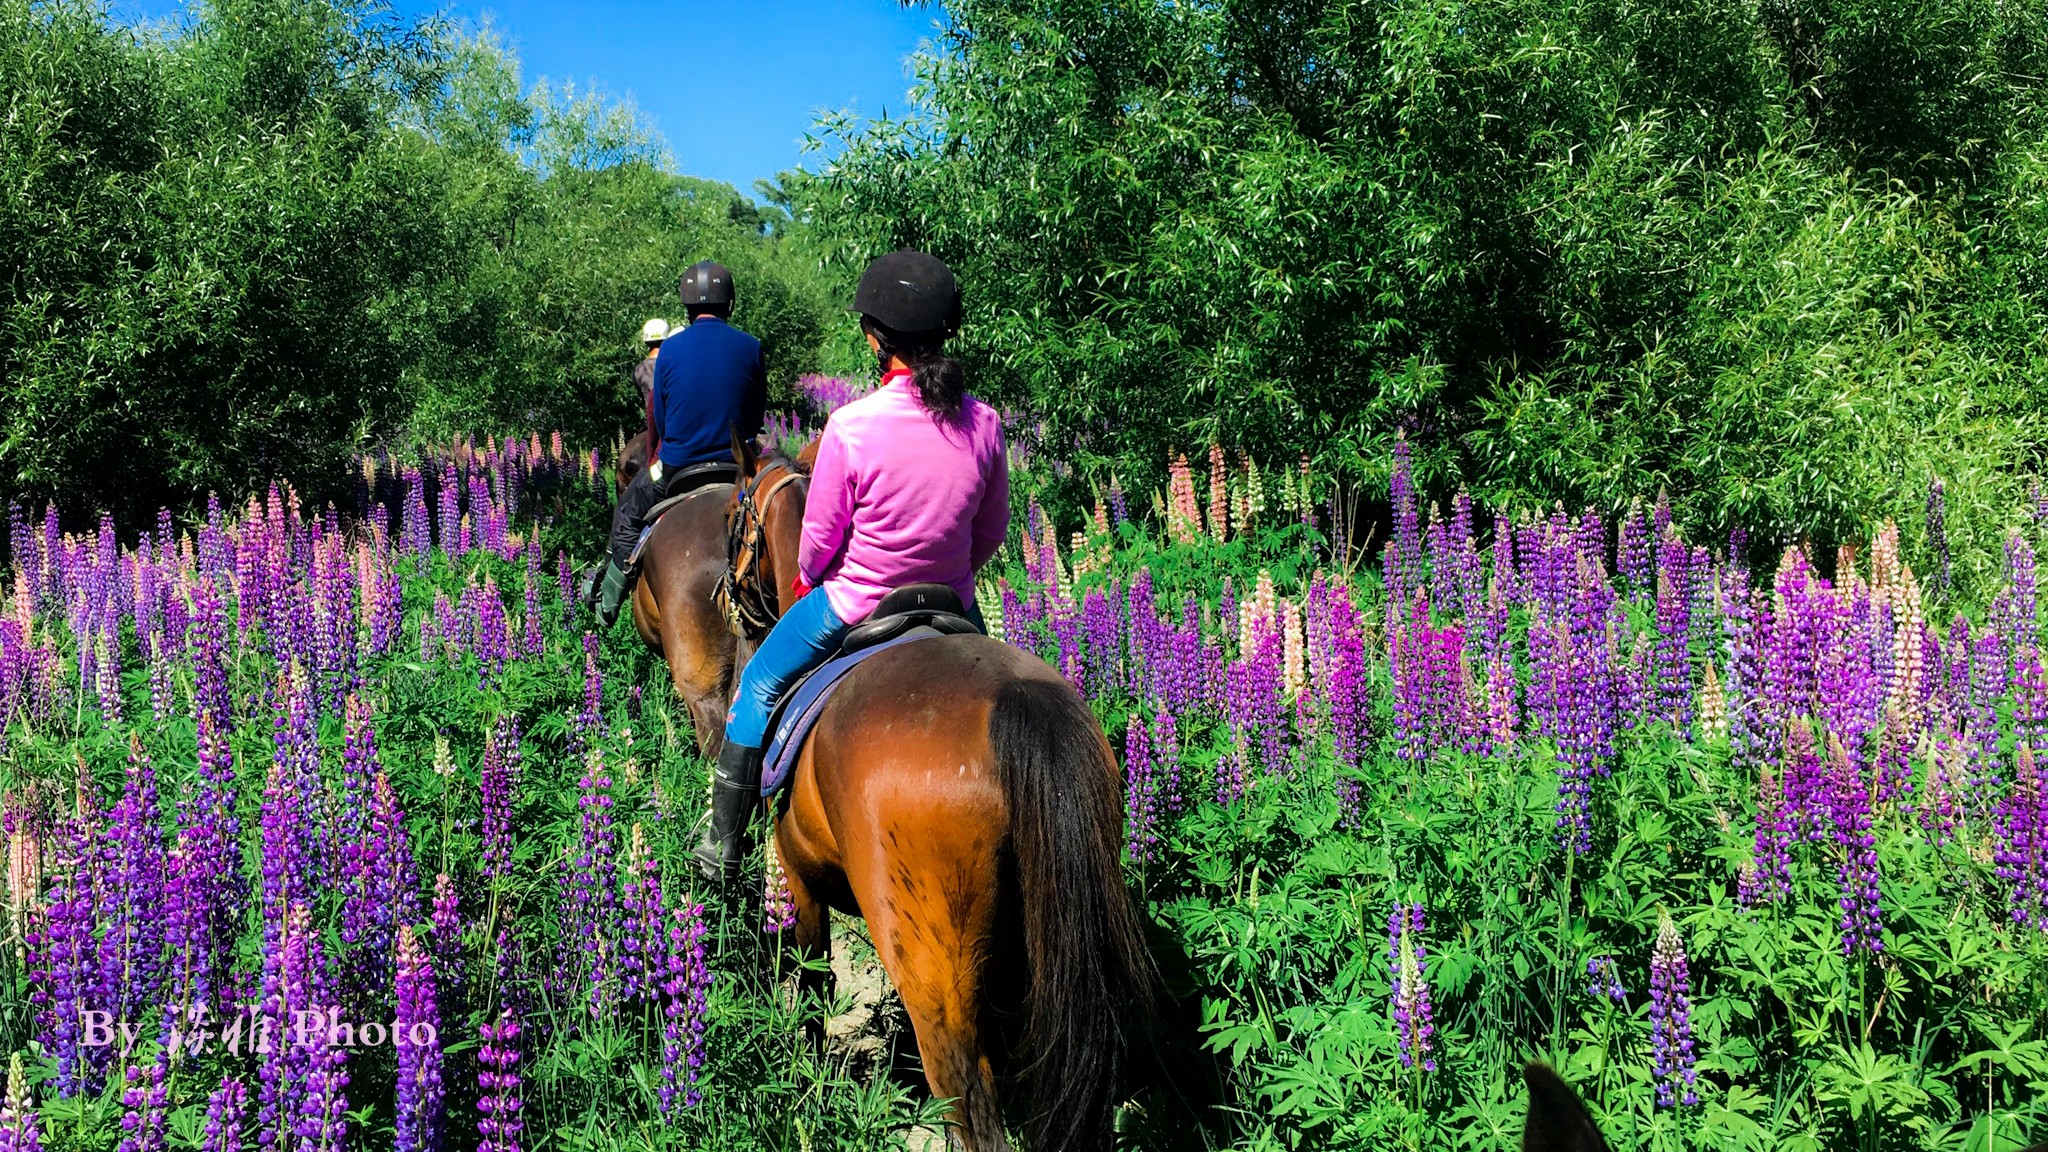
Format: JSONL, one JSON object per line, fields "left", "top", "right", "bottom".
{"left": 796, "top": 437, "right": 821, "bottom": 473}
{"left": 1522, "top": 1063, "right": 1612, "bottom": 1152}
{"left": 730, "top": 425, "right": 758, "bottom": 480}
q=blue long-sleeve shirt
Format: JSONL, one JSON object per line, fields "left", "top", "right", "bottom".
{"left": 651, "top": 316, "right": 767, "bottom": 469}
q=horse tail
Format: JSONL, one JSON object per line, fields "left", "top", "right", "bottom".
{"left": 989, "top": 676, "right": 1156, "bottom": 1151}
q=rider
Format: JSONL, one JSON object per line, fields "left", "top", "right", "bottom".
{"left": 634, "top": 317, "right": 670, "bottom": 425}
{"left": 594, "top": 262, "right": 768, "bottom": 627}
{"left": 696, "top": 251, "right": 1010, "bottom": 883}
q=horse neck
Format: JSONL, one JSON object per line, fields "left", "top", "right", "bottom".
{"left": 757, "top": 465, "right": 811, "bottom": 618}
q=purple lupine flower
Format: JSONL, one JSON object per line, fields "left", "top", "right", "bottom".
{"left": 480, "top": 716, "right": 521, "bottom": 884}
{"left": 575, "top": 633, "right": 604, "bottom": 747}
{"left": 556, "top": 552, "right": 575, "bottom": 624}
{"left": 797, "top": 373, "right": 871, "bottom": 415}
{"left": 1223, "top": 622, "right": 1287, "bottom": 783}
{"left": 1387, "top": 437, "right": 1422, "bottom": 606}
{"left": 1123, "top": 713, "right": 1159, "bottom": 863}
{"left": 1387, "top": 903, "right": 1436, "bottom": 1072}
{"left": 34, "top": 803, "right": 105, "bottom": 1096}
{"left": 190, "top": 572, "right": 232, "bottom": 731}
{"left": 340, "top": 773, "right": 420, "bottom": 1009}
{"left": 402, "top": 468, "right": 431, "bottom": 562}
{"left": 1152, "top": 707, "right": 1183, "bottom": 815}
{"left": 115, "top": 1049, "right": 170, "bottom": 1152}
{"left": 430, "top": 871, "right": 463, "bottom": 989}
{"left": 394, "top": 925, "right": 444, "bottom": 1152}
{"left": 1079, "top": 587, "right": 1123, "bottom": 703}
{"left": 437, "top": 463, "right": 462, "bottom": 551}
{"left": 1, "top": 1050, "right": 44, "bottom": 1152}
{"left": 1335, "top": 777, "right": 1366, "bottom": 831}
{"left": 1740, "top": 764, "right": 1794, "bottom": 906}
{"left": 1827, "top": 735, "right": 1883, "bottom": 954}
{"left": 369, "top": 548, "right": 403, "bottom": 656}
{"left": 1108, "top": 476, "right": 1129, "bottom": 527}
{"left": 1390, "top": 594, "right": 1431, "bottom": 764}
{"left": 1649, "top": 912, "right": 1700, "bottom": 1108}
{"left": 1585, "top": 956, "right": 1629, "bottom": 1004}
{"left": 200, "top": 1078, "right": 245, "bottom": 1152}
{"left": 1994, "top": 747, "right": 2048, "bottom": 928}
{"left": 1780, "top": 718, "right": 1827, "bottom": 843}
{"left": 477, "top": 1011, "right": 525, "bottom": 1152}
{"left": 659, "top": 899, "right": 712, "bottom": 1113}
{"left": 763, "top": 847, "right": 798, "bottom": 941}
{"left": 168, "top": 712, "right": 243, "bottom": 1025}
{"left": 474, "top": 576, "right": 511, "bottom": 688}
{"left": 103, "top": 735, "right": 168, "bottom": 1024}
{"left": 1996, "top": 532, "right": 2041, "bottom": 664}
{"left": 570, "top": 760, "right": 619, "bottom": 1013}
{"left": 1327, "top": 584, "right": 1370, "bottom": 771}
{"left": 256, "top": 902, "right": 323, "bottom": 1151}
{"left": 619, "top": 824, "right": 666, "bottom": 1003}
{"left": 1655, "top": 538, "right": 1694, "bottom": 733}
{"left": 1719, "top": 566, "right": 1762, "bottom": 769}
{"left": 523, "top": 541, "right": 545, "bottom": 657}
{"left": 1618, "top": 499, "right": 1651, "bottom": 597}
{"left": 1967, "top": 625, "right": 2009, "bottom": 809}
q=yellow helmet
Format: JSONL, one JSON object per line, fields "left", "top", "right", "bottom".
{"left": 640, "top": 318, "right": 672, "bottom": 345}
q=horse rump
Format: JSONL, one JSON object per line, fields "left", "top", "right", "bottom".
{"left": 988, "top": 676, "right": 1157, "bottom": 1151}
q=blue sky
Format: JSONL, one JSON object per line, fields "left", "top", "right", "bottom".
{"left": 110, "top": 0, "right": 943, "bottom": 194}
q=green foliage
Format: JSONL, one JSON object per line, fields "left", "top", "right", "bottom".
{"left": 0, "top": 0, "right": 833, "bottom": 529}
{"left": 797, "top": 0, "right": 2048, "bottom": 594}
{"left": 993, "top": 499, "right": 2048, "bottom": 1152}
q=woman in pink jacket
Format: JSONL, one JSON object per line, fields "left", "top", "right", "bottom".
{"left": 697, "top": 251, "right": 1011, "bottom": 882}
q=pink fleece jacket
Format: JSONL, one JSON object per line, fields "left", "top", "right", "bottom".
{"left": 798, "top": 372, "right": 1011, "bottom": 624}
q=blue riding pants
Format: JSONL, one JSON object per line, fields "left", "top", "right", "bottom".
{"left": 725, "top": 590, "right": 852, "bottom": 749}
{"left": 724, "top": 590, "right": 988, "bottom": 750}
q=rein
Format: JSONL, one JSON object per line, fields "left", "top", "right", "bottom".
{"left": 715, "top": 460, "right": 808, "bottom": 641}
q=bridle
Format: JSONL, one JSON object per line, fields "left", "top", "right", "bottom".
{"left": 715, "top": 458, "right": 809, "bottom": 641}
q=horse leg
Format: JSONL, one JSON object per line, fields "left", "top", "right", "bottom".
{"left": 779, "top": 837, "right": 832, "bottom": 1049}
{"left": 865, "top": 895, "right": 1007, "bottom": 1151}
{"left": 655, "top": 592, "right": 731, "bottom": 759}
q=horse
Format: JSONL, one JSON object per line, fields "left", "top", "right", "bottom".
{"left": 726, "top": 441, "right": 1157, "bottom": 1151}
{"left": 626, "top": 474, "right": 744, "bottom": 758}
{"left": 617, "top": 429, "right": 652, "bottom": 495}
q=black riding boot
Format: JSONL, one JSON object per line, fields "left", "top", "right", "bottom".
{"left": 695, "top": 741, "right": 763, "bottom": 885}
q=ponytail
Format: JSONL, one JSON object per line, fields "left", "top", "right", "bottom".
{"left": 865, "top": 319, "right": 966, "bottom": 421}
{"left": 907, "top": 347, "right": 966, "bottom": 419}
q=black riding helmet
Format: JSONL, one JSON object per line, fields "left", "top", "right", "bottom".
{"left": 851, "top": 251, "right": 961, "bottom": 337}
{"left": 679, "top": 260, "right": 735, "bottom": 308}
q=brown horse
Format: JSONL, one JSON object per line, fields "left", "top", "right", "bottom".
{"left": 626, "top": 480, "right": 744, "bottom": 757}
{"left": 617, "top": 429, "right": 652, "bottom": 495}
{"left": 729, "top": 442, "right": 1156, "bottom": 1151}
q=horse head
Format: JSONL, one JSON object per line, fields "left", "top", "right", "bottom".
{"left": 718, "top": 428, "right": 812, "bottom": 639}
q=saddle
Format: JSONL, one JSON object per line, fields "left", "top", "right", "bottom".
{"left": 625, "top": 462, "right": 739, "bottom": 564}
{"left": 760, "top": 584, "right": 983, "bottom": 799}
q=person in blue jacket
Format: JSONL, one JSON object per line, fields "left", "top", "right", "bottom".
{"left": 594, "top": 261, "right": 767, "bottom": 626}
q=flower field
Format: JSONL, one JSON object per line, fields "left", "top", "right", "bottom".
{"left": 0, "top": 427, "right": 2043, "bottom": 1152}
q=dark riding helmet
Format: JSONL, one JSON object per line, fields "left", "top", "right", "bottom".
{"left": 679, "top": 261, "right": 735, "bottom": 308}
{"left": 851, "top": 251, "right": 961, "bottom": 337}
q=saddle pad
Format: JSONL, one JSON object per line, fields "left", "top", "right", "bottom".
{"left": 626, "top": 483, "right": 733, "bottom": 565}
{"left": 643, "top": 482, "right": 732, "bottom": 526}
{"left": 761, "top": 630, "right": 937, "bottom": 798}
